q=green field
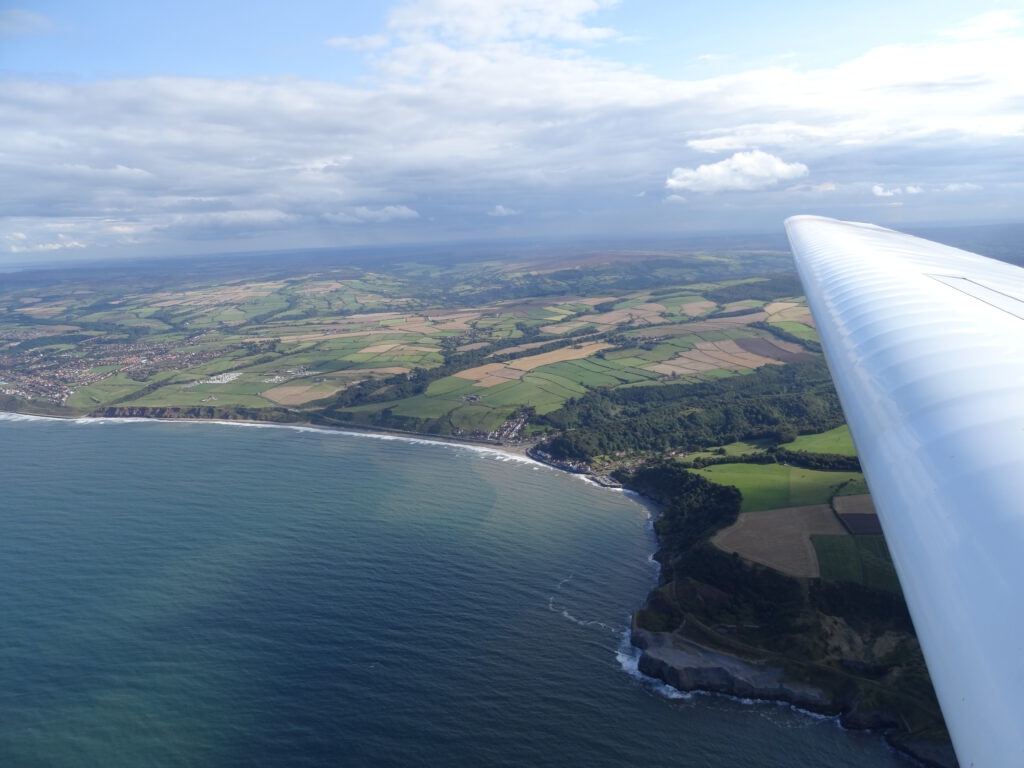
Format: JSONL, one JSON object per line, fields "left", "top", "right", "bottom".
{"left": 533, "top": 358, "right": 657, "bottom": 388}
{"left": 447, "top": 403, "right": 509, "bottom": 432}
{"left": 770, "top": 320, "right": 819, "bottom": 341}
{"left": 344, "top": 367, "right": 585, "bottom": 430}
{"left": 685, "top": 439, "right": 772, "bottom": 460}
{"left": 425, "top": 376, "right": 478, "bottom": 397}
{"left": 702, "top": 367, "right": 749, "bottom": 380}
{"left": 66, "top": 374, "right": 155, "bottom": 408}
{"left": 783, "top": 425, "right": 857, "bottom": 456}
{"left": 128, "top": 389, "right": 274, "bottom": 409}
{"left": 693, "top": 463, "right": 864, "bottom": 513}
{"left": 480, "top": 376, "right": 579, "bottom": 412}
{"left": 812, "top": 534, "right": 901, "bottom": 593}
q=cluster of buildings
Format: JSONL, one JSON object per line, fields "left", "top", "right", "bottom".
{"left": 526, "top": 446, "right": 591, "bottom": 474}
{"left": 0, "top": 370, "right": 75, "bottom": 404}
{"left": 489, "top": 411, "right": 530, "bottom": 443}
{"left": 0, "top": 338, "right": 227, "bottom": 405}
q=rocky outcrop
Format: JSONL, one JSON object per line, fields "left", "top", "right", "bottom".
{"left": 630, "top": 619, "right": 958, "bottom": 768}
{"left": 631, "top": 622, "right": 835, "bottom": 712}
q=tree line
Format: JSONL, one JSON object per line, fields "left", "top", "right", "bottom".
{"left": 538, "top": 358, "right": 845, "bottom": 461}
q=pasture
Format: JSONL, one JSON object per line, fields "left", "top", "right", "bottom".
{"left": 812, "top": 535, "right": 901, "bottom": 593}
{"left": 693, "top": 463, "right": 865, "bottom": 513}
{"left": 684, "top": 439, "right": 772, "bottom": 461}
{"left": 770, "top": 320, "right": 818, "bottom": 341}
{"left": 783, "top": 425, "right": 857, "bottom": 456}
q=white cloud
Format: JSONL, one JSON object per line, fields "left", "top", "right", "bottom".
{"left": 3, "top": 220, "right": 104, "bottom": 253}
{"left": 1, "top": 3, "right": 1021, "bottom": 255}
{"left": 871, "top": 184, "right": 924, "bottom": 197}
{"left": 787, "top": 181, "right": 838, "bottom": 194}
{"left": 487, "top": 204, "right": 519, "bottom": 216}
{"left": 159, "top": 209, "right": 301, "bottom": 237}
{"left": 9, "top": 242, "right": 84, "bottom": 253}
{"left": 0, "top": 9, "right": 53, "bottom": 37}
{"left": 941, "top": 10, "right": 1021, "bottom": 41}
{"left": 687, "top": 122, "right": 831, "bottom": 154}
{"left": 326, "top": 34, "right": 390, "bottom": 51}
{"left": 355, "top": 205, "right": 419, "bottom": 222}
{"left": 663, "top": 194, "right": 686, "bottom": 204}
{"left": 666, "top": 151, "right": 808, "bottom": 193}
{"left": 686, "top": 135, "right": 750, "bottom": 154}
{"left": 327, "top": 205, "right": 420, "bottom": 223}
{"left": 388, "top": 0, "right": 620, "bottom": 44}
{"left": 7, "top": 232, "right": 86, "bottom": 253}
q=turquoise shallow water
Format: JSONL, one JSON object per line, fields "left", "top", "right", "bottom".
{"left": 0, "top": 415, "right": 907, "bottom": 767}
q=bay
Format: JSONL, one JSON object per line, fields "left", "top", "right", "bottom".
{"left": 0, "top": 415, "right": 906, "bottom": 766}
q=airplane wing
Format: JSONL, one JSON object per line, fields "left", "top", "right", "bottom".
{"left": 785, "top": 215, "right": 1024, "bottom": 767}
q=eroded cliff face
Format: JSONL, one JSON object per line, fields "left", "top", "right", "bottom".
{"left": 618, "top": 460, "right": 955, "bottom": 766}
{"left": 630, "top": 618, "right": 958, "bottom": 768}
{"left": 631, "top": 622, "right": 835, "bottom": 713}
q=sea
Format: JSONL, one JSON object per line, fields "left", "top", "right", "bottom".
{"left": 0, "top": 414, "right": 908, "bottom": 767}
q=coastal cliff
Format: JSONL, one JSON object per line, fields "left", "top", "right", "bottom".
{"left": 618, "top": 462, "right": 958, "bottom": 768}
{"left": 632, "top": 621, "right": 834, "bottom": 711}
{"left": 631, "top": 620, "right": 957, "bottom": 767}
{"left": 4, "top": 395, "right": 958, "bottom": 767}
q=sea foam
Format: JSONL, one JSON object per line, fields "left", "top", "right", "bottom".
{"left": 615, "top": 628, "right": 690, "bottom": 700}
{"left": 0, "top": 411, "right": 65, "bottom": 423}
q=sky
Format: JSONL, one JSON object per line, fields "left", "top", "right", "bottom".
{"left": 1, "top": 0, "right": 1022, "bottom": 262}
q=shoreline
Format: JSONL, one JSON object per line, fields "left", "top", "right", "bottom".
{"left": 0, "top": 407, "right": 637, "bottom": 488}
{"left": 0, "top": 408, "right": 538, "bottom": 462}
{"left": 0, "top": 406, "right": 952, "bottom": 766}
{"left": 626, "top": 624, "right": 955, "bottom": 768}
{"left": 630, "top": 601, "right": 956, "bottom": 768}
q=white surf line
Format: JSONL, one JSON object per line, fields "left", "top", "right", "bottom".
{"left": 0, "top": 410, "right": 545, "bottom": 466}
{"left": 616, "top": 626, "right": 846, "bottom": 725}
{"left": 0, "top": 411, "right": 67, "bottom": 423}
{"left": 0, "top": 412, "right": 664, "bottom": 508}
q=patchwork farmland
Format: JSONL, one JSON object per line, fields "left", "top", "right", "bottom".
{"left": 1, "top": 247, "right": 818, "bottom": 442}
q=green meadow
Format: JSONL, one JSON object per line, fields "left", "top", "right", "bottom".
{"left": 812, "top": 534, "right": 901, "bottom": 593}
{"left": 693, "top": 463, "right": 864, "bottom": 513}
{"left": 770, "top": 320, "right": 818, "bottom": 341}
{"left": 783, "top": 425, "right": 857, "bottom": 456}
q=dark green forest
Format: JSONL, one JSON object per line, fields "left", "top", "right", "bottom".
{"left": 539, "top": 358, "right": 845, "bottom": 460}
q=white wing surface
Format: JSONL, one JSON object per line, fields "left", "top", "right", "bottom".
{"left": 785, "top": 216, "right": 1024, "bottom": 767}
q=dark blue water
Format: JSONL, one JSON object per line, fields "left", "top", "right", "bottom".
{"left": 0, "top": 415, "right": 907, "bottom": 766}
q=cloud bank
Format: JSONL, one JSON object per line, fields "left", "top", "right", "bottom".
{"left": 1, "top": 1, "right": 1021, "bottom": 259}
